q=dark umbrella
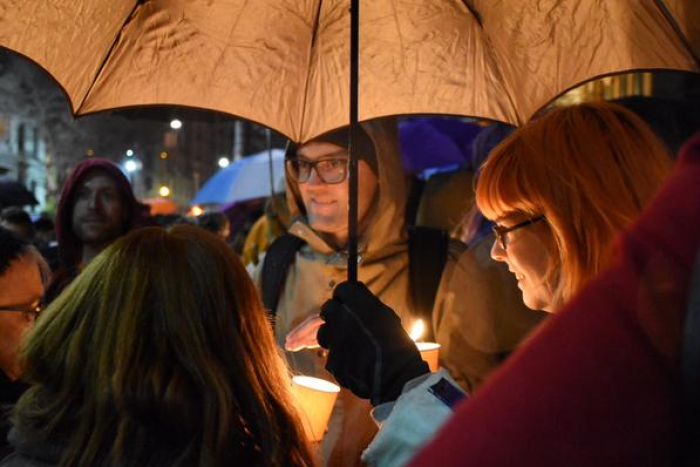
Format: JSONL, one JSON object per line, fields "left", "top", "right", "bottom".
{"left": 399, "top": 118, "right": 484, "bottom": 174}
{"left": 0, "top": 178, "right": 38, "bottom": 208}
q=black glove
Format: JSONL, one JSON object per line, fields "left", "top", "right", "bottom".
{"left": 317, "top": 281, "right": 430, "bottom": 405}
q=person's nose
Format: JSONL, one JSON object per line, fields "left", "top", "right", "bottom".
{"left": 87, "top": 193, "right": 104, "bottom": 212}
{"left": 490, "top": 238, "right": 507, "bottom": 262}
{"left": 87, "top": 192, "right": 99, "bottom": 210}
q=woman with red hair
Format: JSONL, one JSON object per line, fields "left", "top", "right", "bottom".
{"left": 315, "top": 102, "right": 676, "bottom": 466}
{"left": 476, "top": 101, "right": 672, "bottom": 313}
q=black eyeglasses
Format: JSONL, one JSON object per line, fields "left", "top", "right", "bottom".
{"left": 0, "top": 302, "right": 43, "bottom": 321}
{"left": 492, "top": 215, "right": 546, "bottom": 251}
{"left": 286, "top": 157, "right": 349, "bottom": 184}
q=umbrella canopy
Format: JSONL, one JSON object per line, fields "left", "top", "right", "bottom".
{"left": 0, "top": 178, "right": 38, "bottom": 208}
{"left": 399, "top": 119, "right": 485, "bottom": 174}
{"left": 191, "top": 149, "right": 285, "bottom": 206}
{"left": 0, "top": 1, "right": 697, "bottom": 143}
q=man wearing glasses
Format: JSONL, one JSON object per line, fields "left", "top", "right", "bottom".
{"left": 0, "top": 227, "right": 49, "bottom": 457}
{"left": 255, "top": 120, "right": 421, "bottom": 465}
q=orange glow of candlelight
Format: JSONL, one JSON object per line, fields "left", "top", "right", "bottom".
{"left": 409, "top": 319, "right": 425, "bottom": 342}
{"left": 409, "top": 319, "right": 441, "bottom": 372}
{"left": 291, "top": 375, "right": 340, "bottom": 442}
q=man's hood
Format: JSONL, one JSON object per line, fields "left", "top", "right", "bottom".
{"left": 55, "top": 158, "right": 148, "bottom": 268}
{"left": 285, "top": 119, "right": 409, "bottom": 261}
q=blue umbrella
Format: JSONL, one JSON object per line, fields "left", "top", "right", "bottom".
{"left": 191, "top": 149, "right": 285, "bottom": 206}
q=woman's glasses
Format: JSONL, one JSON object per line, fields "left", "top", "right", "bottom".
{"left": 286, "top": 157, "right": 349, "bottom": 184}
{"left": 0, "top": 302, "right": 42, "bottom": 321}
{"left": 492, "top": 215, "right": 546, "bottom": 251}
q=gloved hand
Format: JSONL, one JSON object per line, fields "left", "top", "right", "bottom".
{"left": 317, "top": 281, "right": 430, "bottom": 405}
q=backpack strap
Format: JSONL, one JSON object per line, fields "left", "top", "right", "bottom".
{"left": 261, "top": 228, "right": 448, "bottom": 324}
{"left": 408, "top": 226, "right": 450, "bottom": 323}
{"left": 261, "top": 234, "right": 306, "bottom": 318}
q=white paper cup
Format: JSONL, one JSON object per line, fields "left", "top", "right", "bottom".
{"left": 416, "top": 342, "right": 441, "bottom": 372}
{"left": 290, "top": 375, "right": 340, "bottom": 442}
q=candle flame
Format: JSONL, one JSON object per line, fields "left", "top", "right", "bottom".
{"left": 409, "top": 320, "right": 425, "bottom": 342}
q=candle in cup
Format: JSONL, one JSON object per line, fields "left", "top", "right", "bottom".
{"left": 290, "top": 375, "right": 340, "bottom": 442}
{"left": 409, "top": 319, "right": 441, "bottom": 372}
{"left": 415, "top": 341, "right": 441, "bottom": 372}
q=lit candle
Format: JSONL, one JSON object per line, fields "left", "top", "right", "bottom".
{"left": 409, "top": 319, "right": 441, "bottom": 372}
{"left": 290, "top": 375, "right": 340, "bottom": 442}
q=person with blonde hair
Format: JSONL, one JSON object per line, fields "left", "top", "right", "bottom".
{"left": 313, "top": 101, "right": 674, "bottom": 466}
{"left": 1, "top": 225, "right": 312, "bottom": 467}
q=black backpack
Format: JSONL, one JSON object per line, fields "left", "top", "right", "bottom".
{"left": 261, "top": 226, "right": 450, "bottom": 323}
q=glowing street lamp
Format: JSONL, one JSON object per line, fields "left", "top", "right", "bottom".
{"left": 126, "top": 149, "right": 134, "bottom": 157}
{"left": 158, "top": 185, "right": 171, "bottom": 197}
{"left": 218, "top": 157, "right": 230, "bottom": 168}
{"left": 170, "top": 119, "right": 183, "bottom": 130}
{"left": 124, "top": 159, "right": 138, "bottom": 173}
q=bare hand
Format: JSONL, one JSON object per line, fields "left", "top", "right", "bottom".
{"left": 285, "top": 314, "right": 324, "bottom": 351}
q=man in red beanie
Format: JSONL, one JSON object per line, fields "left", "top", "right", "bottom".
{"left": 45, "top": 159, "right": 147, "bottom": 303}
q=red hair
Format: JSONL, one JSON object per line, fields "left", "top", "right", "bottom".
{"left": 476, "top": 101, "right": 672, "bottom": 305}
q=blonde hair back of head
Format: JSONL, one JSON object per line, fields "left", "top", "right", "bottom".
{"left": 15, "top": 225, "right": 312, "bottom": 467}
{"left": 476, "top": 101, "right": 673, "bottom": 306}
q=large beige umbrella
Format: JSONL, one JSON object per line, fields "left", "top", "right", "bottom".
{"left": 0, "top": 0, "right": 697, "bottom": 143}
{"left": 1, "top": 0, "right": 698, "bottom": 279}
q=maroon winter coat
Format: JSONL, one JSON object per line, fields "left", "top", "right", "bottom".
{"left": 410, "top": 134, "right": 700, "bottom": 467}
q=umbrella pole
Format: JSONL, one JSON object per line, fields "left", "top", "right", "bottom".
{"left": 347, "top": 0, "right": 360, "bottom": 283}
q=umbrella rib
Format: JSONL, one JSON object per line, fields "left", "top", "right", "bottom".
{"left": 653, "top": 0, "right": 700, "bottom": 70}
{"left": 297, "top": 0, "right": 325, "bottom": 142}
{"left": 460, "top": 0, "right": 483, "bottom": 28}
{"left": 460, "top": 0, "right": 523, "bottom": 125}
{"left": 74, "top": 2, "right": 143, "bottom": 113}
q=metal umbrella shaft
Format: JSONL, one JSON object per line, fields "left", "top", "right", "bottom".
{"left": 347, "top": 0, "right": 360, "bottom": 283}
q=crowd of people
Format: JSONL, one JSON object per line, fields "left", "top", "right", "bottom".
{"left": 0, "top": 101, "right": 698, "bottom": 466}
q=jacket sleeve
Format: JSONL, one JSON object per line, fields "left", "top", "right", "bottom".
{"left": 362, "top": 370, "right": 466, "bottom": 467}
{"left": 432, "top": 236, "right": 546, "bottom": 393}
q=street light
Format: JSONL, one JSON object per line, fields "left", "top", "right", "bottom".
{"left": 170, "top": 119, "right": 183, "bottom": 130}
{"left": 218, "top": 157, "right": 230, "bottom": 168}
{"left": 158, "top": 185, "right": 171, "bottom": 197}
{"left": 126, "top": 149, "right": 134, "bottom": 157}
{"left": 124, "top": 160, "right": 138, "bottom": 173}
